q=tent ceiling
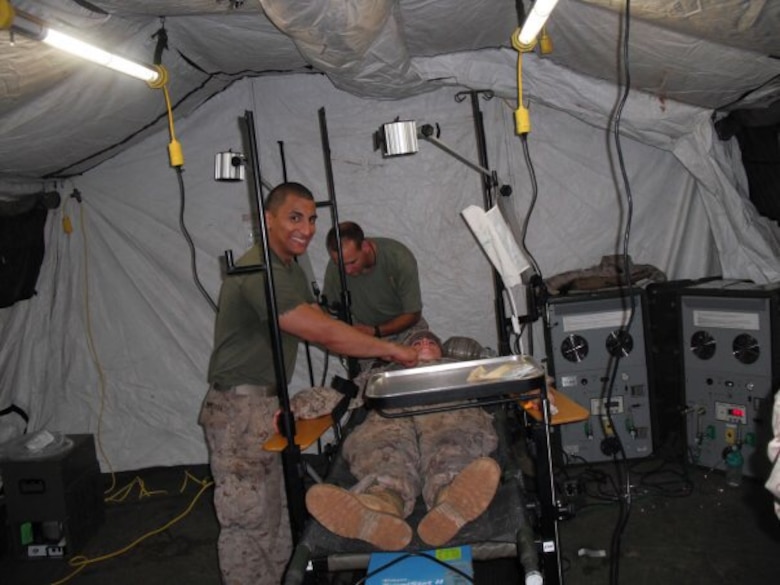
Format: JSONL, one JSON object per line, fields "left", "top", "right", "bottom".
{"left": 1, "top": 0, "right": 779, "bottom": 184}
{"left": 584, "top": 0, "right": 779, "bottom": 57}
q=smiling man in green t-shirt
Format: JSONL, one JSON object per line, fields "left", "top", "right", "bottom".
{"left": 199, "top": 184, "right": 418, "bottom": 585}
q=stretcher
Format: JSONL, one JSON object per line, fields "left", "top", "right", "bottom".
{"left": 274, "top": 353, "right": 583, "bottom": 585}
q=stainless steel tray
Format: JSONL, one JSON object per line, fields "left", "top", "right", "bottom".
{"left": 364, "top": 354, "right": 545, "bottom": 409}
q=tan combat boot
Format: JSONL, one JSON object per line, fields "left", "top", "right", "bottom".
{"left": 417, "top": 456, "right": 501, "bottom": 547}
{"left": 306, "top": 484, "right": 412, "bottom": 550}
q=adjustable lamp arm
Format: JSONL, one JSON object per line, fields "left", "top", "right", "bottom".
{"left": 418, "top": 124, "right": 494, "bottom": 181}
{"left": 421, "top": 125, "right": 513, "bottom": 195}
{"left": 375, "top": 121, "right": 511, "bottom": 195}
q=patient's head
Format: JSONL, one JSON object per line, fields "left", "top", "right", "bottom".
{"left": 404, "top": 330, "right": 443, "bottom": 362}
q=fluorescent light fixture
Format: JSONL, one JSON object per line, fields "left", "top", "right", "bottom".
{"left": 516, "top": 0, "right": 560, "bottom": 47}
{"left": 3, "top": 4, "right": 162, "bottom": 84}
{"left": 43, "top": 29, "right": 161, "bottom": 83}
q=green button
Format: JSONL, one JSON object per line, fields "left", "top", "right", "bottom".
{"left": 20, "top": 522, "right": 33, "bottom": 546}
{"left": 435, "top": 547, "right": 462, "bottom": 561}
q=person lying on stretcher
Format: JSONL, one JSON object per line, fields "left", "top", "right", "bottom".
{"left": 281, "top": 331, "right": 556, "bottom": 550}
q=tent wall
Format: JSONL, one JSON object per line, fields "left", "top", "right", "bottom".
{"left": 0, "top": 70, "right": 732, "bottom": 471}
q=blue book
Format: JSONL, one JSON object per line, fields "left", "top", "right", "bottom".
{"left": 366, "top": 546, "right": 474, "bottom": 585}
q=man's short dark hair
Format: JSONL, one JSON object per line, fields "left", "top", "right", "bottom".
{"left": 265, "top": 182, "right": 314, "bottom": 212}
{"left": 326, "top": 221, "right": 365, "bottom": 253}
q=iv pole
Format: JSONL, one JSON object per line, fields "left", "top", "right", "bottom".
{"left": 318, "top": 107, "right": 361, "bottom": 380}
{"left": 409, "top": 92, "right": 514, "bottom": 356}
{"left": 460, "top": 90, "right": 512, "bottom": 356}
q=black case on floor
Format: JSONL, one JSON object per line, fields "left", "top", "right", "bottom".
{"left": 2, "top": 434, "right": 104, "bottom": 559}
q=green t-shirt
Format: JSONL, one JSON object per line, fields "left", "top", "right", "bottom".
{"left": 208, "top": 245, "right": 314, "bottom": 387}
{"left": 323, "top": 237, "right": 422, "bottom": 327}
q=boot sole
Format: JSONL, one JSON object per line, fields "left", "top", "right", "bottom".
{"left": 417, "top": 456, "right": 501, "bottom": 547}
{"left": 306, "top": 484, "right": 412, "bottom": 551}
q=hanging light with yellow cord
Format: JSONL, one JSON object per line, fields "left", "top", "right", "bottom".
{"left": 511, "top": 0, "right": 561, "bottom": 135}
{"left": 0, "top": 0, "right": 183, "bottom": 168}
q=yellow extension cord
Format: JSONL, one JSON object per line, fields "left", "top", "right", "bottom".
{"left": 53, "top": 105, "right": 199, "bottom": 583}
{"left": 50, "top": 470, "right": 213, "bottom": 585}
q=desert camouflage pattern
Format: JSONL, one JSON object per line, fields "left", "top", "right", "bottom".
{"left": 289, "top": 386, "right": 344, "bottom": 419}
{"left": 343, "top": 405, "right": 498, "bottom": 517}
{"left": 355, "top": 317, "right": 430, "bottom": 373}
{"left": 199, "top": 386, "right": 291, "bottom": 585}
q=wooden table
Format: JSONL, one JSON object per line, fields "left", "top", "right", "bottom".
{"left": 263, "top": 414, "right": 334, "bottom": 452}
{"left": 519, "top": 389, "right": 589, "bottom": 426}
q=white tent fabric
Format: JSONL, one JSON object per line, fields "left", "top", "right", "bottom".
{"left": 0, "top": 66, "right": 728, "bottom": 471}
{"left": 416, "top": 49, "right": 780, "bottom": 282}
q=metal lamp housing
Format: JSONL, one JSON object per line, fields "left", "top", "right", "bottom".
{"left": 379, "top": 121, "right": 419, "bottom": 157}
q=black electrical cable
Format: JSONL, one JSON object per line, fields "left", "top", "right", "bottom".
{"left": 511, "top": 322, "right": 527, "bottom": 355}
{"left": 514, "top": 0, "right": 527, "bottom": 25}
{"left": 46, "top": 73, "right": 217, "bottom": 178}
{"left": 175, "top": 48, "right": 317, "bottom": 79}
{"left": 632, "top": 464, "right": 694, "bottom": 498}
{"left": 319, "top": 352, "right": 331, "bottom": 387}
{"left": 151, "top": 19, "right": 169, "bottom": 66}
{"left": 519, "top": 135, "right": 543, "bottom": 279}
{"left": 175, "top": 167, "right": 217, "bottom": 313}
{"left": 606, "top": 2, "right": 636, "bottom": 585}
{"left": 353, "top": 551, "right": 475, "bottom": 585}
{"left": 66, "top": 0, "right": 108, "bottom": 15}
{"left": 46, "top": 47, "right": 318, "bottom": 179}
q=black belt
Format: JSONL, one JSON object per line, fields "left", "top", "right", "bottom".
{"left": 211, "top": 383, "right": 276, "bottom": 397}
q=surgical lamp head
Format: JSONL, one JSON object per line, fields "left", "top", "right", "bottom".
{"left": 375, "top": 120, "right": 512, "bottom": 197}
{"left": 374, "top": 120, "right": 419, "bottom": 157}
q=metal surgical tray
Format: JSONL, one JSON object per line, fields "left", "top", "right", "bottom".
{"left": 364, "top": 354, "right": 545, "bottom": 409}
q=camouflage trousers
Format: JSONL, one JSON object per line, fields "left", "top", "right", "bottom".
{"left": 199, "top": 386, "right": 291, "bottom": 585}
{"left": 342, "top": 405, "right": 498, "bottom": 518}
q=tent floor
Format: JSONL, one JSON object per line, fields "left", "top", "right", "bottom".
{"left": 1, "top": 459, "right": 778, "bottom": 584}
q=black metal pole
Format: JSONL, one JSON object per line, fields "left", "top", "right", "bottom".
{"left": 278, "top": 140, "right": 289, "bottom": 183}
{"left": 279, "top": 140, "right": 316, "bottom": 388}
{"left": 318, "top": 107, "right": 360, "bottom": 379}
{"left": 466, "top": 91, "right": 512, "bottom": 355}
{"left": 532, "top": 387, "right": 564, "bottom": 585}
{"left": 244, "top": 111, "right": 307, "bottom": 543}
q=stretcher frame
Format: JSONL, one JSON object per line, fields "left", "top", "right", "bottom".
{"left": 279, "top": 356, "right": 570, "bottom": 585}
